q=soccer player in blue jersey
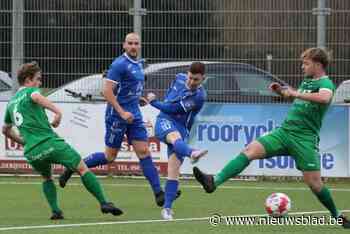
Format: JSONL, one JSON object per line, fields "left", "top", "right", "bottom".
{"left": 59, "top": 33, "right": 166, "bottom": 206}
{"left": 146, "top": 62, "right": 208, "bottom": 220}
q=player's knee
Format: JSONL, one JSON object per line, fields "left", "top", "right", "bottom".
{"left": 136, "top": 147, "right": 150, "bottom": 158}
{"left": 167, "top": 161, "right": 181, "bottom": 180}
{"left": 242, "top": 144, "right": 259, "bottom": 160}
{"left": 105, "top": 147, "right": 119, "bottom": 162}
{"left": 242, "top": 141, "right": 265, "bottom": 160}
{"left": 76, "top": 160, "right": 89, "bottom": 176}
{"left": 105, "top": 154, "right": 117, "bottom": 162}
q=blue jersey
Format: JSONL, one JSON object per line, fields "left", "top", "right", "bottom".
{"left": 105, "top": 53, "right": 145, "bottom": 121}
{"left": 157, "top": 73, "right": 206, "bottom": 131}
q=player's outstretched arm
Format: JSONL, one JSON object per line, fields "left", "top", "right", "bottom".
{"left": 2, "top": 125, "right": 24, "bottom": 145}
{"left": 150, "top": 101, "right": 186, "bottom": 114}
{"left": 31, "top": 92, "right": 62, "bottom": 127}
{"left": 146, "top": 92, "right": 186, "bottom": 114}
{"left": 286, "top": 88, "right": 332, "bottom": 104}
{"left": 269, "top": 82, "right": 296, "bottom": 101}
{"left": 103, "top": 80, "right": 133, "bottom": 123}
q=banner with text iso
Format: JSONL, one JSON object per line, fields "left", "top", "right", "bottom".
{"left": 181, "top": 103, "right": 350, "bottom": 177}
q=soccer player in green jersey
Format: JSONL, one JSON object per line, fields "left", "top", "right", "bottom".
{"left": 193, "top": 47, "right": 350, "bottom": 228}
{"left": 2, "top": 62, "right": 123, "bottom": 219}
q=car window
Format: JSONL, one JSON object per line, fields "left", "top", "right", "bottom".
{"left": 235, "top": 72, "right": 276, "bottom": 96}
{"left": 204, "top": 64, "right": 276, "bottom": 96}
{"left": 144, "top": 66, "right": 188, "bottom": 90}
{"left": 48, "top": 74, "right": 104, "bottom": 102}
{"left": 0, "top": 79, "right": 10, "bottom": 91}
{"left": 64, "top": 76, "right": 103, "bottom": 95}
{"left": 202, "top": 74, "right": 238, "bottom": 94}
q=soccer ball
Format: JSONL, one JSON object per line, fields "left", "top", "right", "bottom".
{"left": 265, "top": 192, "right": 291, "bottom": 217}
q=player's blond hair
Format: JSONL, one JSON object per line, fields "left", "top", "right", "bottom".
{"left": 17, "top": 61, "right": 41, "bottom": 85}
{"left": 301, "top": 47, "right": 331, "bottom": 68}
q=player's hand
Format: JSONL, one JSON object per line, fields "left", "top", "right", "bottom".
{"left": 283, "top": 87, "right": 299, "bottom": 98}
{"left": 51, "top": 113, "right": 62, "bottom": 128}
{"left": 121, "top": 111, "right": 134, "bottom": 124}
{"left": 139, "top": 96, "right": 149, "bottom": 107}
{"left": 269, "top": 82, "right": 289, "bottom": 97}
{"left": 269, "top": 82, "right": 283, "bottom": 92}
{"left": 146, "top": 92, "right": 157, "bottom": 102}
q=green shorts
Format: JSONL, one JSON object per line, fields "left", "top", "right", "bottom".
{"left": 26, "top": 138, "right": 82, "bottom": 177}
{"left": 256, "top": 127, "right": 320, "bottom": 171}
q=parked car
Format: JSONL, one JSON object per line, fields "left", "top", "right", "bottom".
{"left": 47, "top": 74, "right": 104, "bottom": 102}
{"left": 333, "top": 80, "right": 350, "bottom": 104}
{"left": 47, "top": 61, "right": 287, "bottom": 103}
{"left": 0, "top": 71, "right": 12, "bottom": 101}
{"left": 144, "top": 62, "right": 287, "bottom": 103}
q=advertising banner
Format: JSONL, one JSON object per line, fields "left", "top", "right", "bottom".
{"left": 181, "top": 104, "right": 349, "bottom": 177}
{"left": 0, "top": 102, "right": 349, "bottom": 177}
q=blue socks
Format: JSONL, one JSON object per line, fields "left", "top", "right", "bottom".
{"left": 84, "top": 152, "right": 109, "bottom": 168}
{"left": 164, "top": 179, "right": 179, "bottom": 209}
{"left": 139, "top": 156, "right": 162, "bottom": 194}
{"left": 85, "top": 153, "right": 162, "bottom": 195}
{"left": 173, "top": 139, "right": 192, "bottom": 157}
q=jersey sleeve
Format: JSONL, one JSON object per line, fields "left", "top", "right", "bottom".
{"left": 180, "top": 93, "right": 205, "bottom": 113}
{"left": 28, "top": 87, "right": 42, "bottom": 103}
{"left": 4, "top": 106, "right": 12, "bottom": 125}
{"left": 150, "top": 100, "right": 185, "bottom": 114}
{"left": 319, "top": 79, "right": 335, "bottom": 94}
{"left": 106, "top": 61, "right": 125, "bottom": 84}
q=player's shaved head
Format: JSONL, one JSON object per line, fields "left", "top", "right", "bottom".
{"left": 124, "top": 32, "right": 140, "bottom": 42}
{"left": 123, "top": 32, "right": 141, "bottom": 59}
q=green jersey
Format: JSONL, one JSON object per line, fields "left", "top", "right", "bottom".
{"left": 281, "top": 76, "right": 335, "bottom": 136}
{"left": 4, "top": 87, "right": 58, "bottom": 154}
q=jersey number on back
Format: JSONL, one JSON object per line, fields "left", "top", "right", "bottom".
{"left": 13, "top": 105, "right": 23, "bottom": 127}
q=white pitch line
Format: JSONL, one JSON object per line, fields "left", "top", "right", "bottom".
{"left": 1, "top": 210, "right": 350, "bottom": 232}
{"left": 1, "top": 181, "right": 350, "bottom": 192}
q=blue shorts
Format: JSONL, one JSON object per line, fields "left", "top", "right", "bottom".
{"left": 155, "top": 117, "right": 189, "bottom": 161}
{"left": 105, "top": 118, "right": 148, "bottom": 149}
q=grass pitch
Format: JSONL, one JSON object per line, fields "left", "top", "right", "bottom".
{"left": 0, "top": 176, "right": 349, "bottom": 234}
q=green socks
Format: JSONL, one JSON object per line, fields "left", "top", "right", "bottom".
{"left": 313, "top": 186, "right": 340, "bottom": 218}
{"left": 214, "top": 153, "right": 250, "bottom": 187}
{"left": 81, "top": 171, "right": 107, "bottom": 204}
{"left": 42, "top": 180, "right": 60, "bottom": 213}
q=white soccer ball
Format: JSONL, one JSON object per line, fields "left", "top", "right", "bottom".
{"left": 265, "top": 192, "right": 291, "bottom": 217}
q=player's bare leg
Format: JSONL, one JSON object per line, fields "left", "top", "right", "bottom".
{"left": 59, "top": 147, "right": 118, "bottom": 188}
{"left": 194, "top": 140, "right": 265, "bottom": 193}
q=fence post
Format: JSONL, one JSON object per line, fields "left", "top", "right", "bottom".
{"left": 129, "top": 0, "right": 147, "bottom": 58}
{"left": 11, "top": 0, "right": 24, "bottom": 94}
{"left": 313, "top": 0, "right": 331, "bottom": 49}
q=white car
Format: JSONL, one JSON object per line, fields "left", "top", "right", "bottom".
{"left": 333, "top": 80, "right": 350, "bottom": 104}
{"left": 47, "top": 73, "right": 104, "bottom": 102}
{"left": 0, "top": 71, "right": 12, "bottom": 101}
{"left": 47, "top": 61, "right": 286, "bottom": 103}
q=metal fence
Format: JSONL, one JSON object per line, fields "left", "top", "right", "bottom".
{"left": 1, "top": 0, "right": 349, "bottom": 103}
